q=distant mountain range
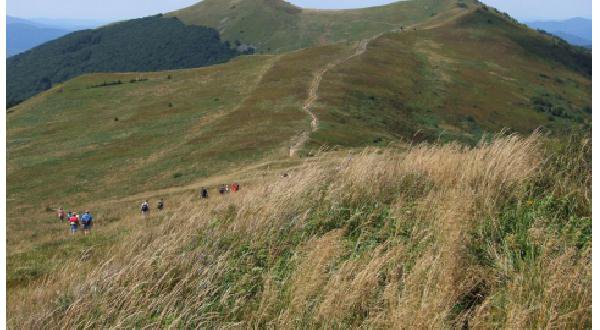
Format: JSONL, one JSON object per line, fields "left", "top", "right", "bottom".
{"left": 525, "top": 17, "right": 591, "bottom": 48}
{"left": 7, "top": 16, "right": 113, "bottom": 56}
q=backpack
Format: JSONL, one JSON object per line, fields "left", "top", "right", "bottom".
{"left": 141, "top": 204, "right": 149, "bottom": 212}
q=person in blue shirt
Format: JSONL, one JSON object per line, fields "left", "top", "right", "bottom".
{"left": 80, "top": 211, "right": 93, "bottom": 235}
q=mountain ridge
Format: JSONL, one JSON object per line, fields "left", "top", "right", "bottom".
{"left": 168, "top": 0, "right": 467, "bottom": 53}
{"left": 7, "top": 0, "right": 470, "bottom": 106}
{"left": 7, "top": 22, "right": 71, "bottom": 57}
{"left": 6, "top": 15, "right": 114, "bottom": 57}
{"left": 526, "top": 17, "right": 592, "bottom": 47}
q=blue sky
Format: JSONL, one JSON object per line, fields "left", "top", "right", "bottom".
{"left": 6, "top": 0, "right": 592, "bottom": 21}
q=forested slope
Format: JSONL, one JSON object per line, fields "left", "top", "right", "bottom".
{"left": 7, "top": 15, "right": 242, "bottom": 106}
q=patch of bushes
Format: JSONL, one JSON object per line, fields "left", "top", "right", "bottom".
{"left": 89, "top": 80, "right": 123, "bottom": 89}
{"left": 531, "top": 94, "right": 579, "bottom": 119}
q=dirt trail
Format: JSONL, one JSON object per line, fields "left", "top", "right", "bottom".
{"left": 287, "top": 7, "right": 474, "bottom": 157}
{"left": 103, "top": 154, "right": 347, "bottom": 204}
{"left": 288, "top": 34, "right": 385, "bottom": 157}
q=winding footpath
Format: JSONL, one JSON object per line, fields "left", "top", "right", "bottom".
{"left": 289, "top": 35, "right": 382, "bottom": 157}
{"left": 288, "top": 8, "right": 474, "bottom": 156}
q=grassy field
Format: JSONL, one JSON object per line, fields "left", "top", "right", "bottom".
{"left": 6, "top": 0, "right": 592, "bottom": 327}
{"left": 9, "top": 133, "right": 591, "bottom": 328}
{"left": 169, "top": 0, "right": 466, "bottom": 53}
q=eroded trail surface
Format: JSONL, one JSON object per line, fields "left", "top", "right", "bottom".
{"left": 288, "top": 35, "right": 382, "bottom": 157}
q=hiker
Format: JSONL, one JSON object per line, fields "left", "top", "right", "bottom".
{"left": 141, "top": 200, "right": 150, "bottom": 216}
{"left": 68, "top": 212, "right": 80, "bottom": 234}
{"left": 225, "top": 184, "right": 231, "bottom": 194}
{"left": 80, "top": 211, "right": 93, "bottom": 235}
{"left": 219, "top": 185, "right": 226, "bottom": 195}
{"left": 57, "top": 207, "right": 65, "bottom": 221}
{"left": 231, "top": 183, "right": 238, "bottom": 193}
{"left": 201, "top": 188, "right": 209, "bottom": 199}
{"left": 157, "top": 199, "right": 164, "bottom": 211}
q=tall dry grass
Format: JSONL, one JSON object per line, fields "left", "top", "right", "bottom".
{"left": 10, "top": 133, "right": 591, "bottom": 329}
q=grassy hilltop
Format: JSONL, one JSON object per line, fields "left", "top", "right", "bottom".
{"left": 311, "top": 9, "right": 591, "bottom": 146}
{"left": 6, "top": 0, "right": 592, "bottom": 327}
{"left": 170, "top": 0, "right": 464, "bottom": 53}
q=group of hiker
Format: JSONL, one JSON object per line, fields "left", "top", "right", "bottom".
{"left": 218, "top": 183, "right": 240, "bottom": 195}
{"left": 57, "top": 208, "right": 93, "bottom": 235}
{"left": 137, "top": 183, "right": 241, "bottom": 215}
{"left": 140, "top": 199, "right": 164, "bottom": 216}
{"left": 200, "top": 182, "right": 241, "bottom": 199}
{"left": 57, "top": 183, "right": 244, "bottom": 234}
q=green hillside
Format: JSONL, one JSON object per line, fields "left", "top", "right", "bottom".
{"left": 7, "top": 0, "right": 590, "bottom": 257}
{"left": 6, "top": 0, "right": 592, "bottom": 327}
{"left": 169, "top": 0, "right": 466, "bottom": 53}
{"left": 7, "top": 44, "right": 354, "bottom": 256}
{"left": 7, "top": 15, "right": 241, "bottom": 107}
{"left": 310, "top": 9, "right": 591, "bottom": 147}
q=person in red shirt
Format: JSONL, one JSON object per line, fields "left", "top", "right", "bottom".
{"left": 68, "top": 213, "right": 80, "bottom": 234}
